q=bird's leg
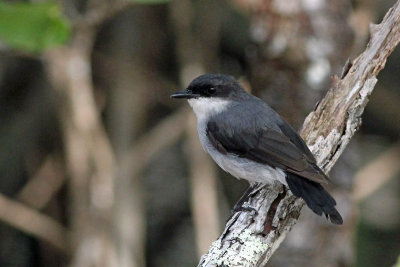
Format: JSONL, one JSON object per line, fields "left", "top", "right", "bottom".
{"left": 231, "top": 183, "right": 261, "bottom": 215}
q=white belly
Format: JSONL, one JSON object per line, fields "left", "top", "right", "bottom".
{"left": 197, "top": 119, "right": 287, "bottom": 186}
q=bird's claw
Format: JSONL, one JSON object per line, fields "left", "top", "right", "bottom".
{"left": 226, "top": 204, "right": 258, "bottom": 222}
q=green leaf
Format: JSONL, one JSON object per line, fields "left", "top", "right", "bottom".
{"left": 128, "top": 0, "right": 169, "bottom": 4}
{"left": 395, "top": 255, "right": 400, "bottom": 267}
{"left": 0, "top": 2, "right": 71, "bottom": 52}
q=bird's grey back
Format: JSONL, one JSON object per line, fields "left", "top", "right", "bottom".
{"left": 211, "top": 94, "right": 283, "bottom": 133}
{"left": 209, "top": 93, "right": 317, "bottom": 164}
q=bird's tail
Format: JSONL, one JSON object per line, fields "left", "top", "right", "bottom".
{"left": 286, "top": 173, "right": 343, "bottom": 225}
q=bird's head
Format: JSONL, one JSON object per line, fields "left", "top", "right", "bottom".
{"left": 171, "top": 74, "right": 246, "bottom": 119}
{"left": 171, "top": 74, "right": 244, "bottom": 100}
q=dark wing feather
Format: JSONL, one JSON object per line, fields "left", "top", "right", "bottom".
{"left": 277, "top": 121, "right": 315, "bottom": 160}
{"left": 276, "top": 121, "right": 329, "bottom": 182}
{"left": 206, "top": 113, "right": 329, "bottom": 184}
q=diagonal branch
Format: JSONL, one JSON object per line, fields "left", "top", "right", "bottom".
{"left": 198, "top": 1, "right": 400, "bottom": 266}
{"left": 17, "top": 157, "right": 65, "bottom": 210}
{"left": 0, "top": 193, "right": 70, "bottom": 253}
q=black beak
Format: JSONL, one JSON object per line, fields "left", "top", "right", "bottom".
{"left": 170, "top": 89, "right": 200, "bottom": 99}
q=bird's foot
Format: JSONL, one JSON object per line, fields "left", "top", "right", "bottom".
{"left": 232, "top": 203, "right": 258, "bottom": 215}
{"left": 226, "top": 183, "right": 262, "bottom": 222}
{"left": 226, "top": 203, "right": 258, "bottom": 222}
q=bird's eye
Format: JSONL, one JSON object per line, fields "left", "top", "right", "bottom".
{"left": 208, "top": 87, "right": 216, "bottom": 95}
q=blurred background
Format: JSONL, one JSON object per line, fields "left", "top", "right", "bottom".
{"left": 0, "top": 0, "right": 399, "bottom": 266}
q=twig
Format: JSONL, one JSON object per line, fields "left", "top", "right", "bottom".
{"left": 169, "top": 0, "right": 221, "bottom": 257}
{"left": 186, "top": 114, "right": 221, "bottom": 256}
{"left": 0, "top": 193, "right": 70, "bottom": 253}
{"left": 66, "top": 0, "right": 132, "bottom": 28}
{"left": 119, "top": 107, "right": 188, "bottom": 177}
{"left": 17, "top": 157, "right": 65, "bottom": 210}
{"left": 198, "top": 1, "right": 400, "bottom": 266}
{"left": 45, "top": 17, "right": 118, "bottom": 267}
{"left": 353, "top": 142, "right": 400, "bottom": 202}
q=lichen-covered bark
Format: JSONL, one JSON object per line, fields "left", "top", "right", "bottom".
{"left": 198, "top": 1, "right": 400, "bottom": 266}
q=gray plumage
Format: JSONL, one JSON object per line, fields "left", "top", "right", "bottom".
{"left": 171, "top": 74, "right": 343, "bottom": 224}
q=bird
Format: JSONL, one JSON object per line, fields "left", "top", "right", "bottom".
{"left": 171, "top": 73, "right": 343, "bottom": 225}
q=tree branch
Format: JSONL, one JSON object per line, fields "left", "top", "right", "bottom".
{"left": 0, "top": 193, "right": 70, "bottom": 253}
{"left": 353, "top": 141, "right": 400, "bottom": 202}
{"left": 198, "top": 1, "right": 400, "bottom": 266}
{"left": 17, "top": 157, "right": 65, "bottom": 210}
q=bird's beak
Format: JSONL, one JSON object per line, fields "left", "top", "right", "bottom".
{"left": 170, "top": 89, "right": 200, "bottom": 99}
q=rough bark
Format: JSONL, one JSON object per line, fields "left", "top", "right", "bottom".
{"left": 198, "top": 1, "right": 400, "bottom": 266}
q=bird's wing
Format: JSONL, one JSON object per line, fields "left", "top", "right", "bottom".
{"left": 206, "top": 116, "right": 329, "bottom": 184}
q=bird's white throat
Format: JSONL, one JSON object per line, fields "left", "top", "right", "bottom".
{"left": 188, "top": 97, "right": 231, "bottom": 121}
